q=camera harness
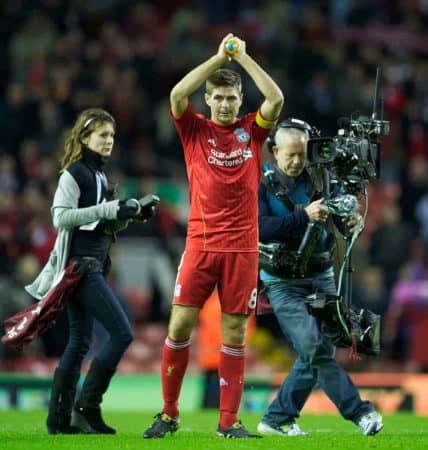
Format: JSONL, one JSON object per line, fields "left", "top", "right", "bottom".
{"left": 261, "top": 117, "right": 335, "bottom": 277}
{"left": 262, "top": 163, "right": 325, "bottom": 211}
{"left": 261, "top": 162, "right": 335, "bottom": 273}
{"left": 261, "top": 119, "right": 380, "bottom": 357}
{"left": 261, "top": 162, "right": 378, "bottom": 356}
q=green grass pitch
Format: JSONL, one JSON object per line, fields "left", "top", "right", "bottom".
{"left": 1, "top": 410, "right": 427, "bottom": 450}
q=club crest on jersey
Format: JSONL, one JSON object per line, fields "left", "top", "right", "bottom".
{"left": 234, "top": 128, "right": 250, "bottom": 143}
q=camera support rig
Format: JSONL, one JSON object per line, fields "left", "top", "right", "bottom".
{"left": 304, "top": 68, "right": 390, "bottom": 356}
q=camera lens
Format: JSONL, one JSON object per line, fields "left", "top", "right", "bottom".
{"left": 319, "top": 143, "right": 333, "bottom": 158}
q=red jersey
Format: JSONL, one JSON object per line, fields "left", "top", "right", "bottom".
{"left": 172, "top": 103, "right": 271, "bottom": 252}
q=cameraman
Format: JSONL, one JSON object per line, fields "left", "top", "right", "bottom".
{"left": 256, "top": 120, "right": 383, "bottom": 437}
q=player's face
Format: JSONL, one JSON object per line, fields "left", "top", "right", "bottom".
{"left": 274, "top": 138, "right": 307, "bottom": 178}
{"left": 205, "top": 86, "right": 243, "bottom": 125}
{"left": 84, "top": 122, "right": 115, "bottom": 157}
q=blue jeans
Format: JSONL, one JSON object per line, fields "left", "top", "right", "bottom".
{"left": 262, "top": 271, "right": 373, "bottom": 425}
{"left": 59, "top": 270, "right": 133, "bottom": 373}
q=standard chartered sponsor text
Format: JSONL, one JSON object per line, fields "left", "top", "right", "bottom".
{"left": 208, "top": 148, "right": 247, "bottom": 167}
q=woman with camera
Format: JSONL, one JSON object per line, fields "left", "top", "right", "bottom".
{"left": 26, "top": 108, "right": 156, "bottom": 435}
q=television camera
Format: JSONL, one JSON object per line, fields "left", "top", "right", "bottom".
{"left": 306, "top": 68, "right": 389, "bottom": 356}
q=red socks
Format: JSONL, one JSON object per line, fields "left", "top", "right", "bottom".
{"left": 218, "top": 343, "right": 245, "bottom": 429}
{"left": 161, "top": 336, "right": 190, "bottom": 419}
{"left": 161, "top": 338, "right": 245, "bottom": 428}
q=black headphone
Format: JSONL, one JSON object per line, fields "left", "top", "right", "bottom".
{"left": 266, "top": 118, "right": 314, "bottom": 153}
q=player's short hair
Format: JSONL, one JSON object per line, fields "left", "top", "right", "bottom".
{"left": 206, "top": 69, "right": 242, "bottom": 94}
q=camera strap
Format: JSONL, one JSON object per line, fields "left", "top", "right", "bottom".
{"left": 262, "top": 163, "right": 297, "bottom": 212}
{"left": 262, "top": 163, "right": 324, "bottom": 211}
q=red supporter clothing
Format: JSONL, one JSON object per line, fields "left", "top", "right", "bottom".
{"left": 171, "top": 103, "right": 270, "bottom": 252}
{"left": 2, "top": 260, "right": 86, "bottom": 350}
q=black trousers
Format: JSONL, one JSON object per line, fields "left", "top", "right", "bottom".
{"left": 58, "top": 262, "right": 133, "bottom": 373}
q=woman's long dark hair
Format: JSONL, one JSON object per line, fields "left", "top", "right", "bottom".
{"left": 60, "top": 108, "right": 115, "bottom": 172}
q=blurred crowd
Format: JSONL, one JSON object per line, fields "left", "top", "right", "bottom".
{"left": 1, "top": 0, "right": 428, "bottom": 374}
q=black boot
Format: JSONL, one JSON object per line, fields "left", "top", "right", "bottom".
{"left": 46, "top": 368, "right": 81, "bottom": 434}
{"left": 71, "top": 359, "right": 116, "bottom": 434}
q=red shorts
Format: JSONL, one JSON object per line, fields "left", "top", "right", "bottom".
{"left": 172, "top": 250, "right": 258, "bottom": 314}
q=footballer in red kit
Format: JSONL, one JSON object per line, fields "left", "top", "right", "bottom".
{"left": 171, "top": 104, "right": 271, "bottom": 315}
{"left": 143, "top": 33, "right": 284, "bottom": 439}
{"left": 173, "top": 104, "right": 269, "bottom": 252}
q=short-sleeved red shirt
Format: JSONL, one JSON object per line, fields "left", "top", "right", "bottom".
{"left": 172, "top": 103, "right": 271, "bottom": 252}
